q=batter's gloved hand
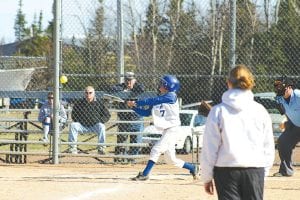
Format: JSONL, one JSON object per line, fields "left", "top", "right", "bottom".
{"left": 198, "top": 100, "right": 212, "bottom": 117}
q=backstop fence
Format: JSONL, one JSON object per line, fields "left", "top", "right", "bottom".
{"left": 0, "top": 0, "right": 299, "bottom": 164}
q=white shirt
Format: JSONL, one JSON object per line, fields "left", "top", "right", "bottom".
{"left": 152, "top": 99, "right": 180, "bottom": 130}
{"left": 200, "top": 89, "right": 275, "bottom": 183}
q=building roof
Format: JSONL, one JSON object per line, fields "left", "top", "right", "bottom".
{"left": 0, "top": 41, "right": 20, "bottom": 56}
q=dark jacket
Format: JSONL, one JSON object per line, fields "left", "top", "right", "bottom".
{"left": 71, "top": 98, "right": 111, "bottom": 127}
{"left": 112, "top": 82, "right": 145, "bottom": 121}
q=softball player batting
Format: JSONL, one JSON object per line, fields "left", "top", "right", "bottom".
{"left": 127, "top": 75, "right": 197, "bottom": 181}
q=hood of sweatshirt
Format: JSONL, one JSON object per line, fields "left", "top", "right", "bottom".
{"left": 222, "top": 88, "right": 254, "bottom": 112}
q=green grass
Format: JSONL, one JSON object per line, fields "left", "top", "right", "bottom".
{"left": 0, "top": 110, "right": 152, "bottom": 154}
{"left": 0, "top": 131, "right": 117, "bottom": 153}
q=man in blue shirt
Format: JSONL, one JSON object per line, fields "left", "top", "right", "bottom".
{"left": 273, "top": 76, "right": 300, "bottom": 177}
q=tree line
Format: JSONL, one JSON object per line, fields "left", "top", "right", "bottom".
{"left": 11, "top": 0, "right": 300, "bottom": 103}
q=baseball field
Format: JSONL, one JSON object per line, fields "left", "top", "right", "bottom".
{"left": 0, "top": 164, "right": 300, "bottom": 200}
{"left": 0, "top": 150, "right": 299, "bottom": 200}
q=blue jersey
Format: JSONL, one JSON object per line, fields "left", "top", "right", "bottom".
{"left": 133, "top": 92, "right": 180, "bottom": 130}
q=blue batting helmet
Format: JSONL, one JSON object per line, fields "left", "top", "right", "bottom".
{"left": 160, "top": 75, "right": 180, "bottom": 92}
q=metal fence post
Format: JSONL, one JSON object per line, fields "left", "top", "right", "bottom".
{"left": 229, "top": 0, "right": 236, "bottom": 68}
{"left": 117, "top": 0, "right": 124, "bottom": 83}
{"left": 53, "top": 0, "right": 62, "bottom": 164}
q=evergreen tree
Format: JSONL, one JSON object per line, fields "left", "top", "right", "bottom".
{"left": 12, "top": 1, "right": 53, "bottom": 91}
{"left": 38, "top": 11, "right": 43, "bottom": 34}
{"left": 14, "top": 0, "right": 29, "bottom": 42}
{"left": 85, "top": 0, "right": 108, "bottom": 72}
{"left": 235, "top": 0, "right": 258, "bottom": 67}
{"left": 277, "top": 0, "right": 300, "bottom": 75}
{"left": 253, "top": 0, "right": 300, "bottom": 76}
{"left": 139, "top": 0, "right": 160, "bottom": 76}
{"left": 66, "top": 0, "right": 114, "bottom": 89}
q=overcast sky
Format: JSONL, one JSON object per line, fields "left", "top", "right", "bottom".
{"left": 0, "top": 0, "right": 53, "bottom": 43}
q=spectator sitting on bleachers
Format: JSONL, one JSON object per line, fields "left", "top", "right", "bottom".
{"left": 68, "top": 86, "right": 111, "bottom": 154}
{"left": 38, "top": 92, "right": 67, "bottom": 143}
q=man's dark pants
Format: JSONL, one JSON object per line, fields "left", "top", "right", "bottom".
{"left": 277, "top": 120, "right": 300, "bottom": 176}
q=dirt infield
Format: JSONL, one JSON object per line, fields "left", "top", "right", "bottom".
{"left": 0, "top": 147, "right": 299, "bottom": 200}
{"left": 0, "top": 163, "right": 300, "bottom": 200}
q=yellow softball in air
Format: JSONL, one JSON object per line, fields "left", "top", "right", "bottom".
{"left": 60, "top": 75, "right": 68, "bottom": 84}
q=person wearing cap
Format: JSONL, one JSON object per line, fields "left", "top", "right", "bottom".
{"left": 273, "top": 76, "right": 300, "bottom": 177}
{"left": 111, "top": 72, "right": 145, "bottom": 163}
{"left": 38, "top": 92, "right": 67, "bottom": 143}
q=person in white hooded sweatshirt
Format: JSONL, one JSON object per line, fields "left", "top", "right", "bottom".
{"left": 200, "top": 64, "right": 275, "bottom": 200}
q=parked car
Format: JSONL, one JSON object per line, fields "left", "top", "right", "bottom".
{"left": 254, "top": 92, "right": 286, "bottom": 144}
{"left": 142, "top": 109, "right": 207, "bottom": 154}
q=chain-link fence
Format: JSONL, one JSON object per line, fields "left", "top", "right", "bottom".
{"left": 0, "top": 0, "right": 299, "bottom": 164}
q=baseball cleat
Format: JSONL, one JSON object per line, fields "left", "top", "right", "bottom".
{"left": 131, "top": 172, "right": 149, "bottom": 181}
{"left": 190, "top": 164, "right": 198, "bottom": 180}
{"left": 191, "top": 172, "right": 198, "bottom": 180}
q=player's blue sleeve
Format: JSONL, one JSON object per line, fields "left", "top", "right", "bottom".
{"left": 132, "top": 106, "right": 152, "bottom": 117}
{"left": 135, "top": 92, "right": 177, "bottom": 107}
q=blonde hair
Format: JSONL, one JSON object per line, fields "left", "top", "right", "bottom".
{"left": 228, "top": 64, "right": 255, "bottom": 90}
{"left": 85, "top": 86, "right": 95, "bottom": 92}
